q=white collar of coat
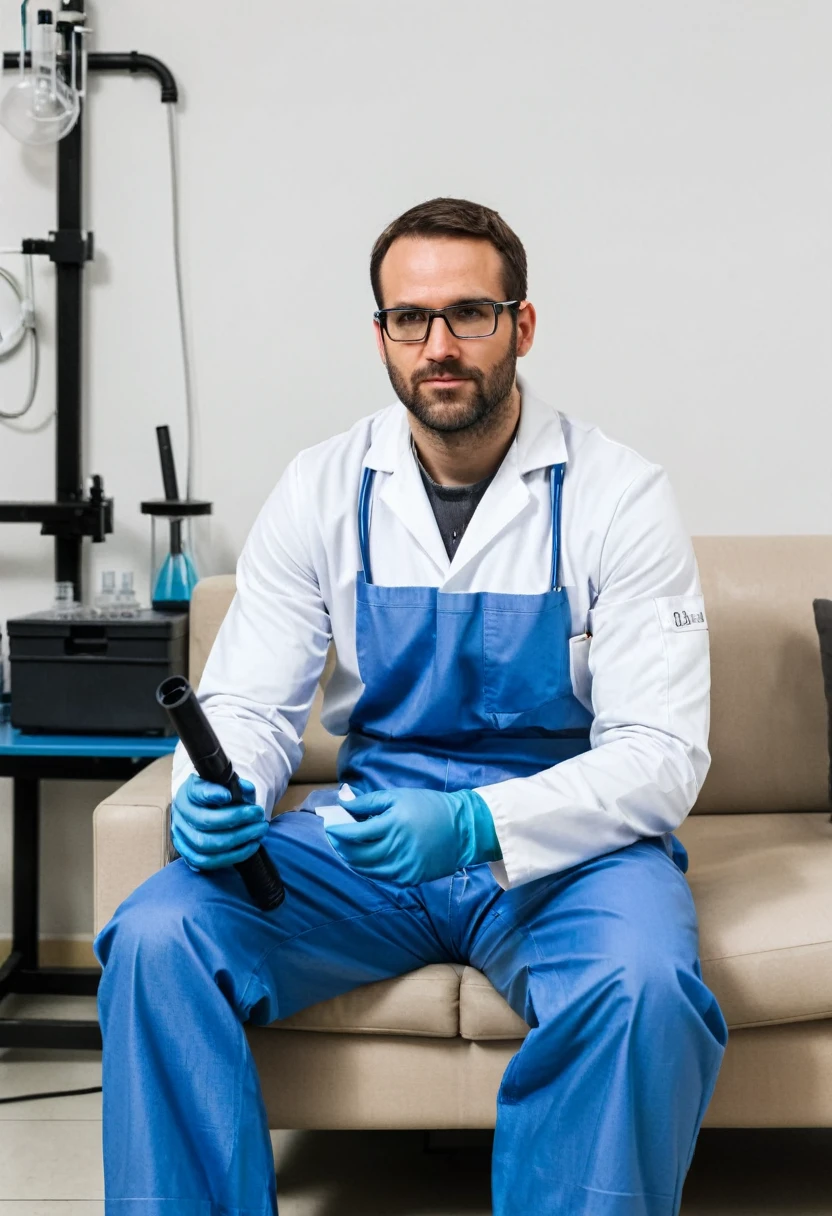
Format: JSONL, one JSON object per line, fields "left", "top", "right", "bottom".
{"left": 362, "top": 376, "right": 568, "bottom": 475}
{"left": 361, "top": 376, "right": 568, "bottom": 579}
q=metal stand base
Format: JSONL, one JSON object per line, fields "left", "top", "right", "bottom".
{"left": 0, "top": 775, "right": 102, "bottom": 1050}
{"left": 0, "top": 749, "right": 166, "bottom": 1052}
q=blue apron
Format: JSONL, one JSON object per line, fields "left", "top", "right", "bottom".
{"left": 337, "top": 461, "right": 593, "bottom": 795}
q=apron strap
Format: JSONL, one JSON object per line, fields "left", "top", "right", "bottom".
{"left": 358, "top": 466, "right": 375, "bottom": 584}
{"left": 359, "top": 462, "right": 565, "bottom": 590}
{"left": 550, "top": 463, "right": 565, "bottom": 591}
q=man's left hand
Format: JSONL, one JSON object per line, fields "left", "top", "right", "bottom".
{"left": 325, "top": 787, "right": 502, "bottom": 886}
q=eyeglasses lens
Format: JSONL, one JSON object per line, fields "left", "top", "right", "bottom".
{"left": 386, "top": 303, "right": 496, "bottom": 341}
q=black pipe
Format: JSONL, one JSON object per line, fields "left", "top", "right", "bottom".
{"left": 156, "top": 677, "right": 286, "bottom": 912}
{"left": 2, "top": 51, "right": 179, "bottom": 103}
{"left": 90, "top": 52, "right": 179, "bottom": 103}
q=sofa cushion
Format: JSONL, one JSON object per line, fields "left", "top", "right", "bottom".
{"left": 459, "top": 967, "right": 530, "bottom": 1040}
{"left": 457, "top": 812, "right": 832, "bottom": 1040}
{"left": 680, "top": 812, "right": 832, "bottom": 1028}
{"left": 272, "top": 964, "right": 462, "bottom": 1037}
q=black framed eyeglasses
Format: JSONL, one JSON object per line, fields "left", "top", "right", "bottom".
{"left": 374, "top": 299, "right": 520, "bottom": 343}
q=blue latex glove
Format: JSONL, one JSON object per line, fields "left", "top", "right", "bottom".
{"left": 325, "top": 787, "right": 501, "bottom": 886}
{"left": 171, "top": 774, "right": 269, "bottom": 872}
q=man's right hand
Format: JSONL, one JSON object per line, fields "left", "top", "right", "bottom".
{"left": 171, "top": 774, "right": 269, "bottom": 871}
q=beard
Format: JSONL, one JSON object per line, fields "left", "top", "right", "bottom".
{"left": 385, "top": 339, "right": 518, "bottom": 437}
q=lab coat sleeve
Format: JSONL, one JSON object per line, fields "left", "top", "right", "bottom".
{"left": 475, "top": 464, "right": 710, "bottom": 888}
{"left": 170, "top": 456, "right": 331, "bottom": 817}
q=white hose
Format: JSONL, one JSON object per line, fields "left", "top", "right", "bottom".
{"left": 0, "top": 255, "right": 43, "bottom": 424}
{"left": 167, "top": 102, "right": 196, "bottom": 501}
{"left": 0, "top": 103, "right": 193, "bottom": 452}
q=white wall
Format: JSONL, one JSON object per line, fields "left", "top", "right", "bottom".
{"left": 1, "top": 0, "right": 831, "bottom": 940}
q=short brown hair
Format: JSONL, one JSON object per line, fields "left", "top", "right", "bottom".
{"left": 370, "top": 197, "right": 527, "bottom": 308}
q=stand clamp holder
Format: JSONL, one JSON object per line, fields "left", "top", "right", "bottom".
{"left": 22, "top": 231, "right": 95, "bottom": 265}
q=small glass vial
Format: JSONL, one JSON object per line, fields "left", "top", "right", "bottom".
{"left": 114, "top": 571, "right": 141, "bottom": 618}
{"left": 94, "top": 570, "right": 117, "bottom": 617}
{"left": 53, "top": 580, "right": 81, "bottom": 619}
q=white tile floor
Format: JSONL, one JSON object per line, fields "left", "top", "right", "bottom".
{"left": 1, "top": 995, "right": 831, "bottom": 1215}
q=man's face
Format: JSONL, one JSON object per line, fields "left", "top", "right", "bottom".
{"left": 374, "top": 236, "right": 534, "bottom": 435}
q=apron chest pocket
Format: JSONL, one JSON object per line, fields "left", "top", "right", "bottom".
{"left": 482, "top": 596, "right": 572, "bottom": 716}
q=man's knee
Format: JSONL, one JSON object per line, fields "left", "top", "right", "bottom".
{"left": 93, "top": 861, "right": 198, "bottom": 973}
{"left": 526, "top": 942, "right": 724, "bottom": 1044}
{"left": 613, "top": 950, "right": 692, "bottom": 1015}
{"left": 583, "top": 948, "right": 727, "bottom": 1053}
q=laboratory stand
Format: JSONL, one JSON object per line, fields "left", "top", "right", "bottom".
{"left": 0, "top": 725, "right": 176, "bottom": 1050}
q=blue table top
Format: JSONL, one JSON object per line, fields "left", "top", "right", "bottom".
{"left": 0, "top": 722, "right": 178, "bottom": 758}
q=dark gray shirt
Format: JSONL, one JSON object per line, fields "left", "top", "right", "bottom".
{"left": 415, "top": 451, "right": 496, "bottom": 562}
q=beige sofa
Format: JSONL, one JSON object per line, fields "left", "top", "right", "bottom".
{"left": 93, "top": 536, "right": 832, "bottom": 1130}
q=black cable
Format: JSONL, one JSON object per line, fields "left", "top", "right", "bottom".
{"left": 0, "top": 1084, "right": 102, "bottom": 1105}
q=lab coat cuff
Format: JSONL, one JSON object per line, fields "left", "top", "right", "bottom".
{"left": 473, "top": 785, "right": 529, "bottom": 889}
{"left": 234, "top": 766, "right": 281, "bottom": 820}
{"left": 230, "top": 766, "right": 273, "bottom": 819}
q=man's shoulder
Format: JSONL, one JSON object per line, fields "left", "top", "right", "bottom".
{"left": 559, "top": 410, "right": 663, "bottom": 498}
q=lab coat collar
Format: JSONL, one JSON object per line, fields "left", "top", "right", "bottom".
{"left": 362, "top": 378, "right": 568, "bottom": 579}
{"left": 513, "top": 376, "right": 569, "bottom": 473}
{"left": 362, "top": 376, "right": 568, "bottom": 475}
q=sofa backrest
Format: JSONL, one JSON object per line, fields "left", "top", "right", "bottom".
{"left": 692, "top": 536, "right": 831, "bottom": 813}
{"left": 190, "top": 536, "right": 832, "bottom": 812}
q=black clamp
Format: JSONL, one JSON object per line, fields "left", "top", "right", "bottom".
{"left": 22, "top": 230, "right": 95, "bottom": 265}
{"left": 40, "top": 476, "right": 114, "bottom": 543}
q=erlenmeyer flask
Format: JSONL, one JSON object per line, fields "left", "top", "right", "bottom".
{"left": 0, "top": 9, "right": 80, "bottom": 146}
{"left": 152, "top": 518, "right": 200, "bottom": 609}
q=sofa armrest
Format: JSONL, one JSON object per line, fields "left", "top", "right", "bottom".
{"left": 93, "top": 755, "right": 173, "bottom": 936}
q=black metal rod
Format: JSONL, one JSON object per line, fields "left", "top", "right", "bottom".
{"left": 0, "top": 951, "right": 23, "bottom": 999}
{"left": 56, "top": 81, "right": 85, "bottom": 594}
{"left": 13, "top": 966, "right": 100, "bottom": 996}
{"left": 12, "top": 779, "right": 40, "bottom": 972}
{"left": 0, "top": 501, "right": 100, "bottom": 523}
{"left": 0, "top": 1019, "right": 102, "bottom": 1051}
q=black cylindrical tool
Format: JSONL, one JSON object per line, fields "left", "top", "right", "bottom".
{"left": 155, "top": 425, "right": 185, "bottom": 580}
{"left": 156, "top": 426, "right": 180, "bottom": 501}
{"left": 156, "top": 675, "right": 286, "bottom": 910}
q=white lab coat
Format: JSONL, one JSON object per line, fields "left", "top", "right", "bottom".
{"left": 172, "top": 378, "right": 710, "bottom": 889}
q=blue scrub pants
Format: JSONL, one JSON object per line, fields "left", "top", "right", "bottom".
{"left": 93, "top": 809, "right": 727, "bottom": 1216}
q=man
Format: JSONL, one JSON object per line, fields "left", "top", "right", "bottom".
{"left": 94, "top": 197, "right": 727, "bottom": 1216}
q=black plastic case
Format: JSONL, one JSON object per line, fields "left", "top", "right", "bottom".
{"left": 7, "top": 609, "right": 189, "bottom": 735}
